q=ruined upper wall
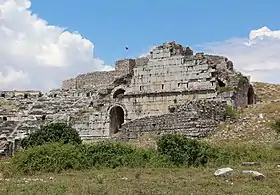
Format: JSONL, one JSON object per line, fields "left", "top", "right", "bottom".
{"left": 0, "top": 90, "right": 42, "bottom": 99}
{"left": 62, "top": 59, "right": 136, "bottom": 90}
{"left": 150, "top": 41, "right": 193, "bottom": 59}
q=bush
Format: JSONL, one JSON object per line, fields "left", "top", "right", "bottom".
{"left": 21, "top": 122, "right": 82, "bottom": 149}
{"left": 12, "top": 143, "right": 89, "bottom": 174}
{"left": 156, "top": 134, "right": 215, "bottom": 166}
{"left": 225, "top": 105, "right": 236, "bottom": 118}
{"left": 271, "top": 119, "right": 280, "bottom": 138}
{"left": 11, "top": 134, "right": 280, "bottom": 174}
{"left": 11, "top": 142, "right": 172, "bottom": 174}
{"left": 210, "top": 141, "right": 280, "bottom": 165}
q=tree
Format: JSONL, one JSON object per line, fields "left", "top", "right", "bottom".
{"left": 21, "top": 122, "right": 82, "bottom": 149}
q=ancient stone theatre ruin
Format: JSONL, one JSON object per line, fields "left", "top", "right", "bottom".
{"left": 0, "top": 41, "right": 256, "bottom": 154}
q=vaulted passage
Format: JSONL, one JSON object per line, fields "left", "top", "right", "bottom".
{"left": 247, "top": 85, "right": 254, "bottom": 105}
{"left": 113, "top": 89, "right": 125, "bottom": 98}
{"left": 109, "top": 106, "right": 124, "bottom": 134}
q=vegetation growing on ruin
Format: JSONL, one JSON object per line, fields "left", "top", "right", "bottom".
{"left": 217, "top": 86, "right": 234, "bottom": 93}
{"left": 21, "top": 123, "right": 82, "bottom": 149}
{"left": 0, "top": 100, "right": 20, "bottom": 111}
{"left": 271, "top": 119, "right": 280, "bottom": 138}
{"left": 224, "top": 105, "right": 236, "bottom": 118}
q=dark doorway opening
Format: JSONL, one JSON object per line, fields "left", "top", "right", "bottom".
{"left": 247, "top": 85, "right": 254, "bottom": 105}
{"left": 109, "top": 106, "right": 124, "bottom": 134}
{"left": 217, "top": 79, "right": 226, "bottom": 87}
{"left": 24, "top": 94, "right": 28, "bottom": 98}
{"left": 113, "top": 89, "right": 125, "bottom": 99}
{"left": 0, "top": 93, "right": 5, "bottom": 98}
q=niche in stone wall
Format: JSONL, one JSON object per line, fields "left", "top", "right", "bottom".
{"left": 109, "top": 106, "right": 124, "bottom": 134}
{"left": 24, "top": 94, "right": 28, "bottom": 98}
{"left": 217, "top": 79, "right": 226, "bottom": 87}
{"left": 42, "top": 115, "right": 46, "bottom": 120}
{"left": 3, "top": 116, "right": 7, "bottom": 121}
{"left": 113, "top": 89, "right": 125, "bottom": 99}
{"left": 0, "top": 93, "right": 5, "bottom": 98}
{"left": 247, "top": 85, "right": 254, "bottom": 105}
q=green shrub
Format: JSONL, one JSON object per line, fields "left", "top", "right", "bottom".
{"left": 21, "top": 122, "right": 82, "bottom": 149}
{"left": 11, "top": 142, "right": 172, "bottom": 174}
{"left": 225, "top": 105, "right": 236, "bottom": 118}
{"left": 156, "top": 134, "right": 215, "bottom": 166}
{"left": 208, "top": 141, "right": 280, "bottom": 166}
{"left": 12, "top": 143, "right": 89, "bottom": 174}
{"left": 11, "top": 134, "right": 280, "bottom": 174}
{"left": 271, "top": 119, "right": 280, "bottom": 137}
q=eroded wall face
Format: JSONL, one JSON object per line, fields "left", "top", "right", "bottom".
{"left": 61, "top": 59, "right": 136, "bottom": 90}
{"left": 120, "top": 100, "right": 227, "bottom": 140}
{"left": 127, "top": 56, "right": 217, "bottom": 95}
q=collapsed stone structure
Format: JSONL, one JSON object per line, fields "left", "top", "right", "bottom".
{"left": 0, "top": 41, "right": 257, "bottom": 154}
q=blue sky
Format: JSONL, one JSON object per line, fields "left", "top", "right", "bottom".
{"left": 30, "top": 0, "right": 279, "bottom": 65}
{"left": 1, "top": 0, "right": 280, "bottom": 90}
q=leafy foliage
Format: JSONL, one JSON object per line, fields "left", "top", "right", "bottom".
{"left": 156, "top": 134, "right": 214, "bottom": 166}
{"left": 12, "top": 133, "right": 279, "bottom": 174}
{"left": 271, "top": 119, "right": 280, "bottom": 137}
{"left": 21, "top": 122, "right": 82, "bottom": 149}
{"left": 225, "top": 105, "right": 236, "bottom": 118}
{"left": 12, "top": 142, "right": 172, "bottom": 174}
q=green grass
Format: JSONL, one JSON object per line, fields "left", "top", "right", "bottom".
{"left": 0, "top": 166, "right": 279, "bottom": 195}
{"left": 0, "top": 139, "right": 279, "bottom": 194}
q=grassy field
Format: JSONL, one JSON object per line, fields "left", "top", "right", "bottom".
{"left": 0, "top": 165, "right": 280, "bottom": 195}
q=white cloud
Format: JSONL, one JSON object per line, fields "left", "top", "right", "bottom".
{"left": 0, "top": 0, "right": 113, "bottom": 91}
{"left": 201, "top": 26, "right": 280, "bottom": 84}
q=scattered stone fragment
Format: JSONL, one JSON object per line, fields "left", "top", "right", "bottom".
{"left": 241, "top": 170, "right": 265, "bottom": 181}
{"left": 214, "top": 167, "right": 233, "bottom": 177}
{"left": 241, "top": 162, "right": 261, "bottom": 166}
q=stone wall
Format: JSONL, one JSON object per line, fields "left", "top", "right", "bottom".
{"left": 120, "top": 100, "right": 227, "bottom": 140}
{"left": 62, "top": 59, "right": 136, "bottom": 90}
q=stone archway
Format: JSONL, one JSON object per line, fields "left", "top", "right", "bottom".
{"left": 109, "top": 106, "right": 125, "bottom": 134}
{"left": 113, "top": 88, "right": 125, "bottom": 99}
{"left": 247, "top": 85, "right": 254, "bottom": 105}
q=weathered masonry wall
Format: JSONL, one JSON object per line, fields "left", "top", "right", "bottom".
{"left": 62, "top": 59, "right": 136, "bottom": 90}
{"left": 119, "top": 91, "right": 217, "bottom": 119}
{"left": 126, "top": 55, "right": 218, "bottom": 95}
{"left": 120, "top": 100, "right": 227, "bottom": 140}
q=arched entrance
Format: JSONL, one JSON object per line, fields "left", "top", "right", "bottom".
{"left": 247, "top": 85, "right": 254, "bottom": 105}
{"left": 109, "top": 106, "right": 124, "bottom": 134}
{"left": 113, "top": 89, "right": 125, "bottom": 99}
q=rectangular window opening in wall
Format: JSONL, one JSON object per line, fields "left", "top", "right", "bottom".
{"left": 3, "top": 116, "right": 7, "bottom": 121}
{"left": 186, "top": 83, "right": 189, "bottom": 88}
{"left": 0, "top": 93, "right": 5, "bottom": 98}
{"left": 178, "top": 83, "right": 180, "bottom": 87}
{"left": 140, "top": 86, "right": 143, "bottom": 91}
{"left": 162, "top": 84, "right": 164, "bottom": 90}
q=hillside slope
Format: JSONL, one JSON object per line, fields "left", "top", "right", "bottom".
{"left": 207, "top": 82, "right": 280, "bottom": 143}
